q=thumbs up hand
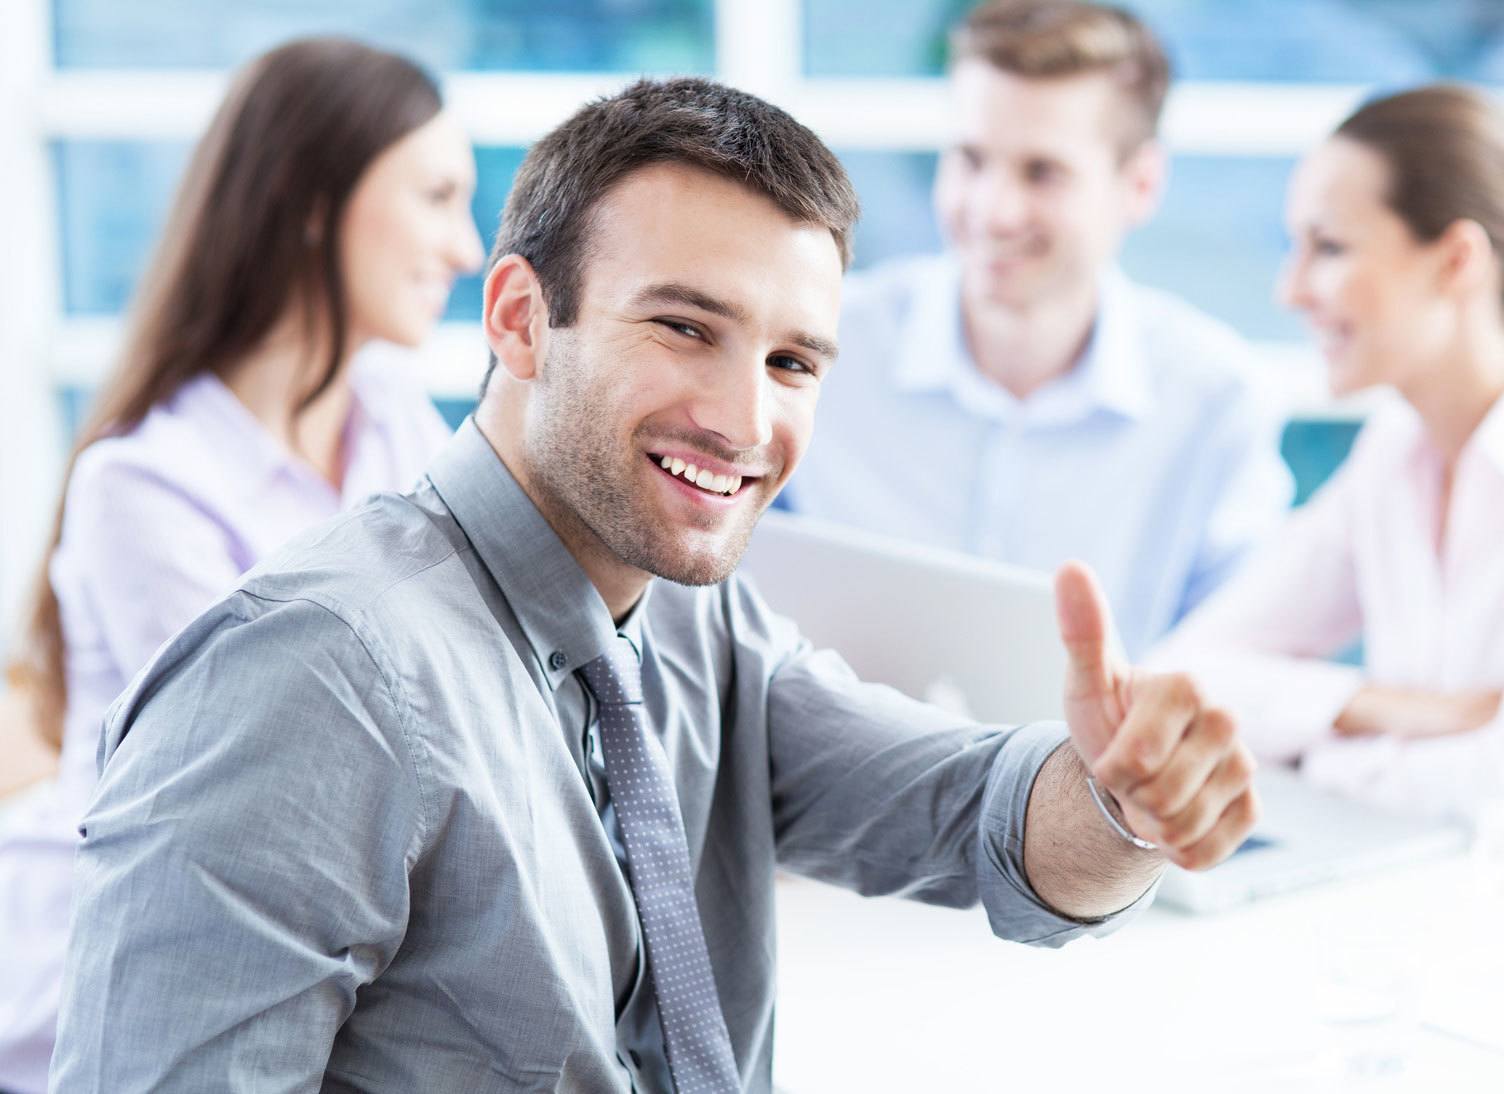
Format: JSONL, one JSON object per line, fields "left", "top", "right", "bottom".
{"left": 1054, "top": 562, "right": 1259, "bottom": 871}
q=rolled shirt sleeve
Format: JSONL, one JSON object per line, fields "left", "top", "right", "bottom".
{"left": 51, "top": 592, "right": 426, "bottom": 1093}
{"left": 976, "top": 722, "right": 1156, "bottom": 944}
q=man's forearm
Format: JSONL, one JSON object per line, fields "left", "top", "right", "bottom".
{"left": 1023, "top": 742, "right": 1164, "bottom": 921}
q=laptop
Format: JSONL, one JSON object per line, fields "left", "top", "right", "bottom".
{"left": 737, "top": 510, "right": 1067, "bottom": 725}
{"left": 738, "top": 511, "right": 1468, "bottom": 912}
{"left": 1153, "top": 767, "right": 1467, "bottom": 913}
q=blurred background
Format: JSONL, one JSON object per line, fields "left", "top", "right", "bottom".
{"left": 6, "top": 0, "right": 1504, "bottom": 638}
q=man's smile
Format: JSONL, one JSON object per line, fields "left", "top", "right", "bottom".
{"left": 646, "top": 448, "right": 763, "bottom": 502}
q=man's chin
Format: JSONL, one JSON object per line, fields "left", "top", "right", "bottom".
{"left": 626, "top": 524, "right": 757, "bottom": 588}
{"left": 966, "top": 272, "right": 1026, "bottom": 307}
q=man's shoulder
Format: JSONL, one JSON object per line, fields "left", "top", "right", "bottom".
{"left": 830, "top": 253, "right": 958, "bottom": 388}
{"left": 1122, "top": 280, "right": 1252, "bottom": 367}
{"left": 238, "top": 485, "right": 467, "bottom": 621}
{"left": 1117, "top": 278, "right": 1268, "bottom": 404}
{"left": 96, "top": 487, "right": 470, "bottom": 756}
{"left": 842, "top": 253, "right": 951, "bottom": 314}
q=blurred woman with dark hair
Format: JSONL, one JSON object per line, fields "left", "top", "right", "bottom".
{"left": 0, "top": 36, "right": 482, "bottom": 1089}
{"left": 1154, "top": 84, "right": 1504, "bottom": 826}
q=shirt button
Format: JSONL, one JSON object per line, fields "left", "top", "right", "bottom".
{"left": 549, "top": 650, "right": 567, "bottom": 671}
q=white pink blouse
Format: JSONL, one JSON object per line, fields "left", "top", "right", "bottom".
{"left": 1151, "top": 390, "right": 1504, "bottom": 827}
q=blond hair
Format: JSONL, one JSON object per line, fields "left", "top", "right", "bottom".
{"left": 950, "top": 0, "right": 1171, "bottom": 153}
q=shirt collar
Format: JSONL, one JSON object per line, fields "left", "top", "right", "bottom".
{"left": 1461, "top": 388, "right": 1504, "bottom": 475}
{"left": 169, "top": 360, "right": 386, "bottom": 500}
{"left": 889, "top": 257, "right": 1154, "bottom": 424}
{"left": 424, "top": 416, "right": 634, "bottom": 691}
{"left": 169, "top": 372, "right": 289, "bottom": 487}
{"left": 1075, "top": 269, "right": 1154, "bottom": 421}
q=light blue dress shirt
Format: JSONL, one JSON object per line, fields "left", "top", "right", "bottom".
{"left": 789, "top": 254, "right": 1294, "bottom": 658}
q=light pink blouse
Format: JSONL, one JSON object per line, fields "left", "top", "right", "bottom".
{"left": 0, "top": 354, "right": 453, "bottom": 1093}
{"left": 1151, "top": 391, "right": 1504, "bottom": 827}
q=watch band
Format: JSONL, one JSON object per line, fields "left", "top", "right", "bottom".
{"left": 1085, "top": 772, "right": 1160, "bottom": 852}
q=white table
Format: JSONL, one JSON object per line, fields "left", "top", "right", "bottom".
{"left": 773, "top": 853, "right": 1504, "bottom": 1092}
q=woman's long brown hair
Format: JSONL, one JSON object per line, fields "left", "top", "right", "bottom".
{"left": 6, "top": 37, "right": 442, "bottom": 747}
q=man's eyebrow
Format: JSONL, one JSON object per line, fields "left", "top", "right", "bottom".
{"left": 630, "top": 281, "right": 838, "bottom": 361}
{"left": 791, "top": 331, "right": 839, "bottom": 362}
{"left": 629, "top": 282, "right": 749, "bottom": 324}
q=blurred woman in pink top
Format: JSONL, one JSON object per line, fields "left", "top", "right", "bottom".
{"left": 0, "top": 37, "right": 483, "bottom": 1091}
{"left": 1153, "top": 84, "right": 1504, "bottom": 826}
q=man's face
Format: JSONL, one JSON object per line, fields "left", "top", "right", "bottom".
{"left": 933, "top": 61, "right": 1161, "bottom": 309}
{"left": 522, "top": 163, "right": 843, "bottom": 588}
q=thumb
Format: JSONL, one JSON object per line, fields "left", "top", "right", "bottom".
{"left": 1054, "top": 561, "right": 1116, "bottom": 701}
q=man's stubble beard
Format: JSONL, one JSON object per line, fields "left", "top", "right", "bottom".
{"left": 525, "top": 338, "right": 766, "bottom": 588}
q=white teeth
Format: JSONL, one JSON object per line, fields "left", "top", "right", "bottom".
{"left": 658, "top": 455, "right": 744, "bottom": 496}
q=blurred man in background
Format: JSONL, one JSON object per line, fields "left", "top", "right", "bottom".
{"left": 789, "top": 0, "right": 1293, "bottom": 657}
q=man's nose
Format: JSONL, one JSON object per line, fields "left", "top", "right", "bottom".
{"left": 688, "top": 353, "right": 774, "bottom": 451}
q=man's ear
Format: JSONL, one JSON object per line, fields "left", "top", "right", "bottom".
{"left": 1120, "top": 138, "right": 1167, "bottom": 229}
{"left": 483, "top": 254, "right": 550, "bottom": 381}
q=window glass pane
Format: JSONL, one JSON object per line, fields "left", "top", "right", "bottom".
{"left": 837, "top": 150, "right": 943, "bottom": 270}
{"left": 1120, "top": 154, "right": 1302, "bottom": 342}
{"left": 450, "top": 145, "right": 525, "bottom": 320}
{"left": 53, "top": 0, "right": 714, "bottom": 73}
{"left": 53, "top": 139, "right": 522, "bottom": 320}
{"left": 804, "top": 0, "right": 968, "bottom": 78}
{"left": 53, "top": 141, "right": 189, "bottom": 316}
{"left": 805, "top": 0, "right": 1504, "bottom": 83}
{"left": 55, "top": 138, "right": 1299, "bottom": 340}
{"left": 834, "top": 148, "right": 1300, "bottom": 342}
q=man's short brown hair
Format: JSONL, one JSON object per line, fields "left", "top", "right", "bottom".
{"left": 480, "top": 77, "right": 860, "bottom": 394}
{"left": 950, "top": 0, "right": 1171, "bottom": 153}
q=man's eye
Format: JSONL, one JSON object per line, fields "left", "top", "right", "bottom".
{"left": 1024, "top": 161, "right": 1061, "bottom": 185}
{"left": 655, "top": 319, "right": 703, "bottom": 340}
{"left": 769, "top": 354, "right": 814, "bottom": 376}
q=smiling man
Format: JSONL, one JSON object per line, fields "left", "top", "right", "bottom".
{"left": 790, "top": 0, "right": 1294, "bottom": 658}
{"left": 52, "top": 78, "right": 1257, "bottom": 1093}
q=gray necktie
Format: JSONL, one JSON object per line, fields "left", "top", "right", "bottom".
{"left": 579, "top": 637, "right": 740, "bottom": 1094}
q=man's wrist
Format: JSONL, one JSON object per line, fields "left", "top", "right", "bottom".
{"left": 1084, "top": 771, "right": 1159, "bottom": 852}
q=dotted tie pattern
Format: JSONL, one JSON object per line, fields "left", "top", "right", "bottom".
{"left": 578, "top": 638, "right": 740, "bottom": 1094}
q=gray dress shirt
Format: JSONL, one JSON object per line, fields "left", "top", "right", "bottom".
{"left": 52, "top": 418, "right": 1144, "bottom": 1093}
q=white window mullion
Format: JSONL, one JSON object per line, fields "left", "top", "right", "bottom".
{"left": 716, "top": 0, "right": 801, "bottom": 101}
{"left": 1, "top": 0, "right": 63, "bottom": 641}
